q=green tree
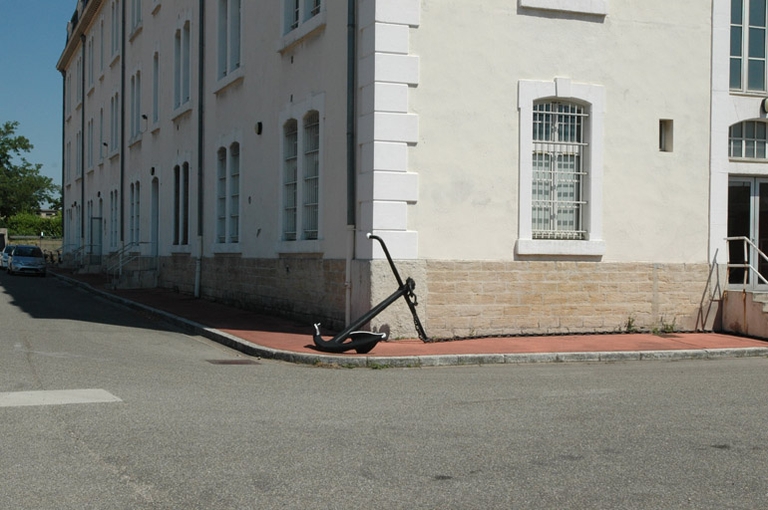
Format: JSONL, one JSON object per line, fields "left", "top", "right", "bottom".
{"left": 0, "top": 121, "right": 60, "bottom": 218}
{"left": 2, "top": 212, "right": 62, "bottom": 237}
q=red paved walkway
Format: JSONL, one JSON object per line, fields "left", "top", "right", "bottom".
{"left": 51, "top": 268, "right": 768, "bottom": 360}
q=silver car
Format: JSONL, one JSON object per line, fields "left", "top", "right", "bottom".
{"left": 0, "top": 245, "right": 15, "bottom": 269}
{"left": 7, "top": 245, "right": 46, "bottom": 277}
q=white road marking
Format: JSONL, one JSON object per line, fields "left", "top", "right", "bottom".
{"left": 0, "top": 389, "right": 122, "bottom": 408}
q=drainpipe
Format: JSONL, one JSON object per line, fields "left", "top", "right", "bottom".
{"left": 194, "top": 0, "right": 205, "bottom": 298}
{"left": 60, "top": 70, "right": 67, "bottom": 247}
{"left": 119, "top": 0, "right": 126, "bottom": 245}
{"left": 345, "top": 0, "right": 357, "bottom": 325}
{"left": 80, "top": 34, "right": 87, "bottom": 252}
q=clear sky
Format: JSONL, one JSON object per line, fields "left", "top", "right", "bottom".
{"left": 0, "top": 0, "right": 78, "bottom": 187}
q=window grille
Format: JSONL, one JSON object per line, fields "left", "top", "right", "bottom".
{"left": 290, "top": 0, "right": 300, "bottom": 30}
{"left": 531, "top": 101, "right": 588, "bottom": 240}
{"left": 216, "top": 148, "right": 227, "bottom": 243}
{"left": 283, "top": 120, "right": 298, "bottom": 241}
{"left": 310, "top": 0, "right": 321, "bottom": 17}
{"left": 729, "top": 120, "right": 768, "bottom": 158}
{"left": 229, "top": 143, "right": 240, "bottom": 243}
{"left": 303, "top": 112, "right": 320, "bottom": 240}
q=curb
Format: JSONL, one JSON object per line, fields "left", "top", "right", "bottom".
{"left": 53, "top": 272, "right": 768, "bottom": 368}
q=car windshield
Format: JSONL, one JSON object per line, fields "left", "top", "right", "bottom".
{"left": 14, "top": 247, "right": 43, "bottom": 257}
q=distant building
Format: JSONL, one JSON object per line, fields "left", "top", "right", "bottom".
{"left": 56, "top": 0, "right": 750, "bottom": 339}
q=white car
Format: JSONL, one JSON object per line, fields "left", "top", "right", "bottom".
{"left": 7, "top": 245, "right": 46, "bottom": 277}
{"left": 0, "top": 245, "right": 15, "bottom": 269}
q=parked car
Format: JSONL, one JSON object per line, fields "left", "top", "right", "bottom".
{"left": 0, "top": 244, "right": 15, "bottom": 269}
{"left": 7, "top": 245, "right": 46, "bottom": 277}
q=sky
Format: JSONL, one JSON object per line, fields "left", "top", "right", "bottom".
{"left": 0, "top": 0, "right": 78, "bottom": 187}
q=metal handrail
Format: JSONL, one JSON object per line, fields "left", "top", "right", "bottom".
{"left": 725, "top": 236, "right": 768, "bottom": 288}
{"left": 104, "top": 241, "right": 141, "bottom": 276}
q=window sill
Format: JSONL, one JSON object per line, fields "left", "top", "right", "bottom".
{"left": 128, "top": 134, "right": 142, "bottom": 148}
{"left": 516, "top": 238, "right": 605, "bottom": 257}
{"left": 171, "top": 103, "right": 193, "bottom": 122}
{"left": 129, "top": 23, "right": 143, "bottom": 43}
{"left": 214, "top": 67, "right": 245, "bottom": 95}
{"left": 213, "top": 243, "right": 241, "bottom": 254}
{"left": 519, "top": 0, "right": 607, "bottom": 16}
{"left": 277, "top": 11, "right": 327, "bottom": 54}
{"left": 276, "top": 239, "right": 323, "bottom": 254}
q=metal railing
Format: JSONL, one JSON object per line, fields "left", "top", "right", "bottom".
{"left": 725, "top": 236, "right": 768, "bottom": 289}
{"left": 104, "top": 242, "right": 157, "bottom": 277}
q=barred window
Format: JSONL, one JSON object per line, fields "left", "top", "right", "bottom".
{"left": 531, "top": 101, "right": 588, "bottom": 240}
{"left": 283, "top": 119, "right": 298, "bottom": 241}
{"left": 303, "top": 111, "right": 319, "bottom": 240}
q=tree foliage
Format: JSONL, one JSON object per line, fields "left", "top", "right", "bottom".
{"left": 0, "top": 121, "right": 61, "bottom": 218}
{"left": 1, "top": 211, "right": 62, "bottom": 237}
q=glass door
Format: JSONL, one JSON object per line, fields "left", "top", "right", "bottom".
{"left": 728, "top": 178, "right": 768, "bottom": 289}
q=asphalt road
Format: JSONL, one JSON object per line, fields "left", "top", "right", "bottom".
{"left": 1, "top": 271, "right": 767, "bottom": 509}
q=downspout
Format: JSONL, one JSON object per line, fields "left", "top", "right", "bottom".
{"left": 345, "top": 0, "right": 357, "bottom": 326}
{"left": 119, "top": 0, "right": 127, "bottom": 245}
{"left": 194, "top": 0, "right": 205, "bottom": 298}
{"left": 80, "top": 34, "right": 87, "bottom": 251}
{"left": 60, "top": 70, "right": 67, "bottom": 247}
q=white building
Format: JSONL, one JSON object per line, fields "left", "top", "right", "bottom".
{"left": 58, "top": 0, "right": 746, "bottom": 339}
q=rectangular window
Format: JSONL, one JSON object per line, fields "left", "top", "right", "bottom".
{"left": 659, "top": 119, "right": 674, "bottom": 152}
{"left": 303, "top": 112, "right": 319, "bottom": 240}
{"left": 732, "top": 0, "right": 768, "bottom": 91}
{"left": 531, "top": 101, "right": 587, "bottom": 240}
{"left": 152, "top": 53, "right": 159, "bottom": 123}
{"left": 283, "top": 120, "right": 298, "bottom": 241}
{"left": 87, "top": 119, "right": 94, "bottom": 168}
{"left": 87, "top": 37, "right": 94, "bottom": 88}
{"left": 173, "top": 165, "right": 180, "bottom": 245}
{"left": 217, "top": 0, "right": 241, "bottom": 79}
{"left": 182, "top": 163, "right": 190, "bottom": 245}
{"left": 216, "top": 148, "right": 227, "bottom": 243}
{"left": 182, "top": 23, "right": 191, "bottom": 104}
{"left": 174, "top": 29, "right": 181, "bottom": 108}
{"left": 130, "top": 0, "right": 142, "bottom": 32}
{"left": 284, "top": 0, "right": 321, "bottom": 34}
{"left": 229, "top": 143, "right": 240, "bottom": 243}
{"left": 111, "top": 1, "right": 121, "bottom": 56}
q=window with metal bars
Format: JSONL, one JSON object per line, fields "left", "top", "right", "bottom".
{"left": 303, "top": 112, "right": 319, "bottom": 240}
{"left": 216, "top": 148, "right": 227, "bottom": 243}
{"left": 531, "top": 101, "right": 588, "bottom": 240}
{"left": 283, "top": 120, "right": 298, "bottom": 241}
{"left": 729, "top": 120, "right": 768, "bottom": 158}
{"left": 229, "top": 143, "right": 240, "bottom": 243}
{"left": 282, "top": 111, "right": 321, "bottom": 242}
{"left": 284, "top": 0, "right": 321, "bottom": 34}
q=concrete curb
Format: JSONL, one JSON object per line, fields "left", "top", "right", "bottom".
{"left": 53, "top": 272, "right": 768, "bottom": 368}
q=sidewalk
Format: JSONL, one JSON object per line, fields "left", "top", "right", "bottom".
{"left": 50, "top": 268, "right": 768, "bottom": 368}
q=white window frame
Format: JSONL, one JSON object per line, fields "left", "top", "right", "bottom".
{"left": 174, "top": 21, "right": 191, "bottom": 110}
{"left": 282, "top": 0, "right": 322, "bottom": 35}
{"left": 217, "top": 0, "right": 241, "bottom": 80}
{"left": 731, "top": 0, "right": 768, "bottom": 92}
{"left": 173, "top": 162, "right": 191, "bottom": 247}
{"left": 518, "top": 0, "right": 607, "bottom": 16}
{"left": 278, "top": 95, "right": 324, "bottom": 252}
{"left": 517, "top": 78, "right": 605, "bottom": 257}
{"left": 729, "top": 120, "right": 768, "bottom": 159}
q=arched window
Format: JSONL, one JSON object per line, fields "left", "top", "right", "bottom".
{"left": 517, "top": 78, "right": 605, "bottom": 257}
{"left": 531, "top": 101, "right": 588, "bottom": 240}
{"left": 283, "top": 119, "right": 298, "bottom": 241}
{"left": 729, "top": 120, "right": 768, "bottom": 158}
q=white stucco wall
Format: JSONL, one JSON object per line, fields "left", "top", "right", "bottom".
{"left": 409, "top": 0, "right": 713, "bottom": 263}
